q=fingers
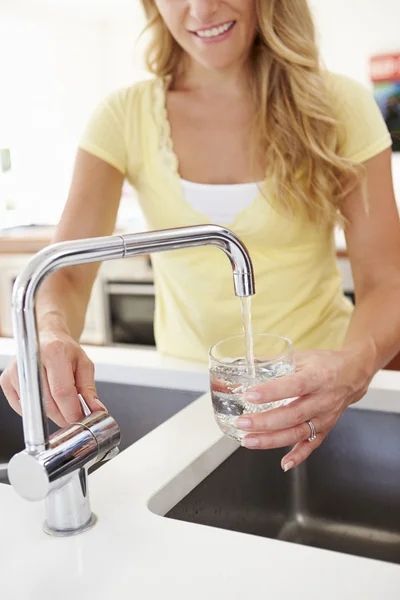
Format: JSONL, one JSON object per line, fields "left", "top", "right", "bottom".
{"left": 240, "top": 417, "right": 323, "bottom": 450}
{"left": 45, "top": 354, "right": 83, "bottom": 424}
{"left": 281, "top": 435, "right": 325, "bottom": 472}
{"left": 236, "top": 395, "right": 322, "bottom": 432}
{"left": 210, "top": 376, "right": 229, "bottom": 394}
{"left": 245, "top": 367, "right": 333, "bottom": 405}
{"left": 6, "top": 357, "right": 20, "bottom": 397}
{"left": 42, "top": 367, "right": 68, "bottom": 427}
{"left": 232, "top": 351, "right": 344, "bottom": 470}
{"left": 0, "top": 358, "right": 66, "bottom": 425}
{"left": 74, "top": 353, "right": 106, "bottom": 413}
{"left": 1, "top": 340, "right": 103, "bottom": 427}
{"left": 0, "top": 368, "right": 21, "bottom": 416}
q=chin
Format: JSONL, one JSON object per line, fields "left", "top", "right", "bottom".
{"left": 194, "top": 52, "right": 245, "bottom": 72}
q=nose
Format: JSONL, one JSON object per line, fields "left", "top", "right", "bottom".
{"left": 188, "top": 0, "right": 221, "bottom": 24}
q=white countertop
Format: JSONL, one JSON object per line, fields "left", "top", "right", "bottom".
{"left": 1, "top": 338, "right": 400, "bottom": 599}
{"left": 0, "top": 337, "right": 209, "bottom": 393}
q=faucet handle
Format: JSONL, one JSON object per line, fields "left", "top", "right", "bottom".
{"left": 78, "top": 393, "right": 92, "bottom": 417}
{"left": 78, "top": 393, "right": 120, "bottom": 462}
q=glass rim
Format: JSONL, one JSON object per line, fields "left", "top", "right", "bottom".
{"left": 209, "top": 333, "right": 293, "bottom": 367}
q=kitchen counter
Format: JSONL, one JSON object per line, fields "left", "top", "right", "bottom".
{"left": 0, "top": 337, "right": 209, "bottom": 392}
{"left": 1, "top": 338, "right": 400, "bottom": 599}
{"left": 0, "top": 225, "right": 56, "bottom": 254}
{"left": 0, "top": 224, "right": 135, "bottom": 254}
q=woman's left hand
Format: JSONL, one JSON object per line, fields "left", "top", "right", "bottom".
{"left": 236, "top": 348, "right": 374, "bottom": 471}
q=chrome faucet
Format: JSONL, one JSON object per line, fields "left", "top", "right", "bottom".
{"left": 7, "top": 224, "right": 255, "bottom": 537}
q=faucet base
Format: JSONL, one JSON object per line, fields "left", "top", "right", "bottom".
{"left": 43, "top": 512, "right": 97, "bottom": 537}
{"left": 43, "top": 468, "right": 96, "bottom": 537}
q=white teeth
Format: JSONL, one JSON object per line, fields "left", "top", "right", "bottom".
{"left": 196, "top": 21, "right": 234, "bottom": 38}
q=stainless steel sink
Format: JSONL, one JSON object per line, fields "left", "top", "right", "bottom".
{"left": 0, "top": 375, "right": 200, "bottom": 485}
{"left": 165, "top": 407, "right": 400, "bottom": 565}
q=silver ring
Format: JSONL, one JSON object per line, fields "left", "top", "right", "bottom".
{"left": 306, "top": 419, "right": 317, "bottom": 442}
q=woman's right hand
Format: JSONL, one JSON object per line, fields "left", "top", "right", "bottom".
{"left": 0, "top": 330, "right": 107, "bottom": 427}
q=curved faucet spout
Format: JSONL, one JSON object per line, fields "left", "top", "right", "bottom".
{"left": 12, "top": 225, "right": 255, "bottom": 453}
{"left": 10, "top": 224, "right": 255, "bottom": 535}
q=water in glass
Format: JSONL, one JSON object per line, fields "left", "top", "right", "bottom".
{"left": 211, "top": 300, "right": 295, "bottom": 441}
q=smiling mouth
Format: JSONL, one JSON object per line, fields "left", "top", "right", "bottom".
{"left": 191, "top": 20, "right": 236, "bottom": 40}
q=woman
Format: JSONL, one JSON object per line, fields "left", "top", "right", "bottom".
{"left": 2, "top": 0, "right": 400, "bottom": 472}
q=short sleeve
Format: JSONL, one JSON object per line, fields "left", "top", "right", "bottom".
{"left": 327, "top": 72, "right": 392, "bottom": 163}
{"left": 79, "top": 88, "right": 128, "bottom": 175}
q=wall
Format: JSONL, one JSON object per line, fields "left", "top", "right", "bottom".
{"left": 310, "top": 0, "right": 400, "bottom": 198}
{"left": 0, "top": 3, "right": 146, "bottom": 226}
{"left": 104, "top": 18, "right": 148, "bottom": 91}
{"left": 0, "top": 13, "right": 109, "bottom": 224}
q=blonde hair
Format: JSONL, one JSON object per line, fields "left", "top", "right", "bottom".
{"left": 140, "top": 0, "right": 363, "bottom": 225}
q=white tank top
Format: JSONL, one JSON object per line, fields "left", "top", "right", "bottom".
{"left": 181, "top": 179, "right": 261, "bottom": 225}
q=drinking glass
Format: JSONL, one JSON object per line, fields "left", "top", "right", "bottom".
{"left": 209, "top": 333, "right": 295, "bottom": 442}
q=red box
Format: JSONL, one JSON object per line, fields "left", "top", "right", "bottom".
{"left": 370, "top": 53, "right": 400, "bottom": 83}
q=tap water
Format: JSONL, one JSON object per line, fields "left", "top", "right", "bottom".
{"left": 210, "top": 359, "right": 295, "bottom": 441}
{"left": 240, "top": 297, "right": 255, "bottom": 378}
{"left": 211, "top": 297, "right": 295, "bottom": 441}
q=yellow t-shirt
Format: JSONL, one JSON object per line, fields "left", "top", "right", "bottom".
{"left": 79, "top": 72, "right": 392, "bottom": 363}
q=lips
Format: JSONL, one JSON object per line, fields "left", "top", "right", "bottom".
{"left": 190, "top": 20, "right": 236, "bottom": 39}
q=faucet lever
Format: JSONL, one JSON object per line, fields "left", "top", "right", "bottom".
{"left": 78, "top": 393, "right": 92, "bottom": 417}
{"left": 78, "top": 393, "right": 119, "bottom": 462}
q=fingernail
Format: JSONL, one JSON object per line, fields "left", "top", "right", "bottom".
{"left": 236, "top": 417, "right": 252, "bottom": 429}
{"left": 245, "top": 392, "right": 261, "bottom": 402}
{"left": 283, "top": 461, "right": 295, "bottom": 472}
{"left": 94, "top": 397, "right": 107, "bottom": 411}
{"left": 241, "top": 437, "right": 260, "bottom": 448}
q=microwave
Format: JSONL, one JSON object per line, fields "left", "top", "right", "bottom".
{"left": 103, "top": 280, "right": 156, "bottom": 347}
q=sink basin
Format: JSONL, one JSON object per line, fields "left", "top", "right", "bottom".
{"left": 0, "top": 374, "right": 200, "bottom": 484}
{"left": 165, "top": 407, "right": 400, "bottom": 565}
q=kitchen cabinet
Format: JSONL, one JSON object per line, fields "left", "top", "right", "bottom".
{"left": 0, "top": 247, "right": 154, "bottom": 346}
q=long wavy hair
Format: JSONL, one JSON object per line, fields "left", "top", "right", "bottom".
{"left": 140, "top": 0, "right": 363, "bottom": 225}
